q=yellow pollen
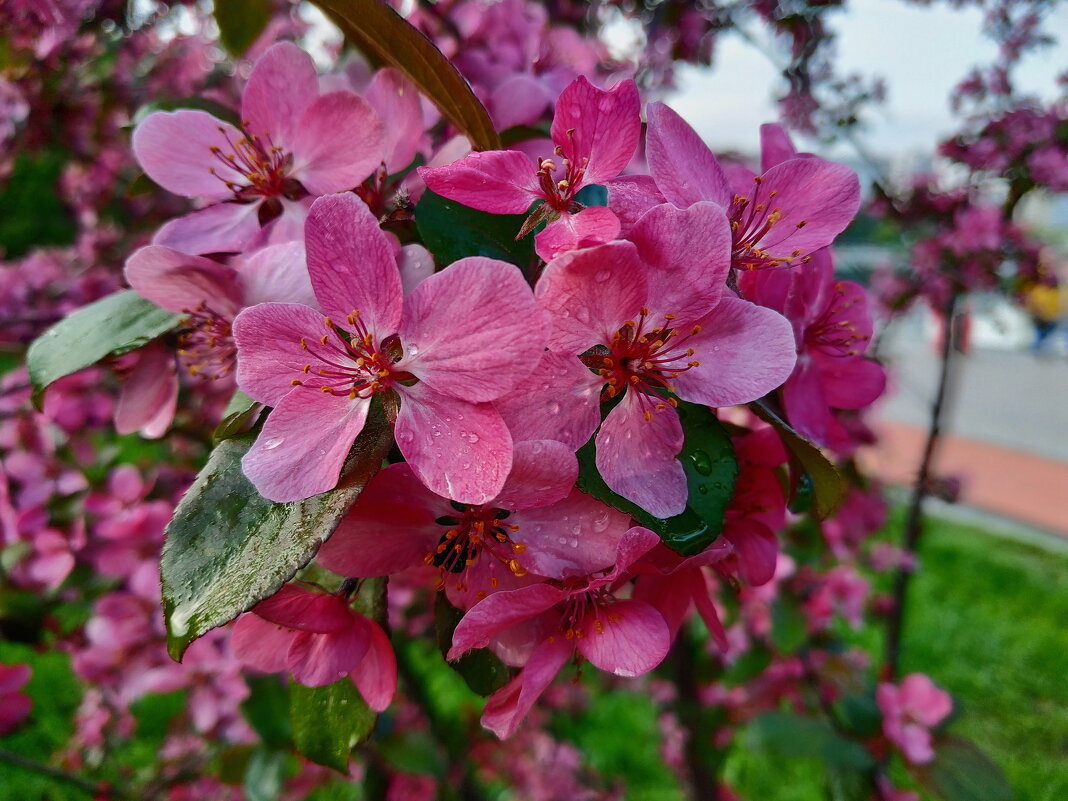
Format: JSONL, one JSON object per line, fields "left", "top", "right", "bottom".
{"left": 643, "top": 410, "right": 653, "bottom": 421}
{"left": 490, "top": 577, "right": 499, "bottom": 589}
{"left": 319, "top": 334, "right": 329, "bottom": 344}
{"left": 300, "top": 337, "right": 308, "bottom": 349}
{"left": 290, "top": 379, "right": 302, "bottom": 386}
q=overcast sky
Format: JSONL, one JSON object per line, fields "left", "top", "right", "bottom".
{"left": 667, "top": 0, "right": 1068, "bottom": 160}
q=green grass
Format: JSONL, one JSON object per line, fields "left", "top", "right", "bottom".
{"left": 1, "top": 514, "right": 1065, "bottom": 800}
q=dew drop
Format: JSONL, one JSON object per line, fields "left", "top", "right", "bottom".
{"left": 466, "top": 433, "right": 480, "bottom": 443}
{"left": 262, "top": 437, "right": 284, "bottom": 450}
{"left": 689, "top": 450, "right": 713, "bottom": 475}
{"left": 594, "top": 269, "right": 610, "bottom": 282}
{"left": 547, "top": 401, "right": 561, "bottom": 415}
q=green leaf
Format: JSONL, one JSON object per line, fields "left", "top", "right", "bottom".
{"left": 415, "top": 189, "right": 535, "bottom": 269}
{"left": 161, "top": 403, "right": 394, "bottom": 660}
{"left": 744, "top": 712, "right": 875, "bottom": 770}
{"left": 909, "top": 736, "right": 1014, "bottom": 801}
{"left": 243, "top": 746, "right": 287, "bottom": 801}
{"left": 290, "top": 679, "right": 376, "bottom": 772}
{"left": 309, "top": 0, "right": 500, "bottom": 152}
{"left": 214, "top": 0, "right": 273, "bottom": 56}
{"left": 213, "top": 390, "right": 262, "bottom": 444}
{"left": 376, "top": 731, "right": 447, "bottom": 778}
{"left": 826, "top": 766, "right": 872, "bottom": 801}
{"left": 575, "top": 401, "right": 737, "bottom": 556}
{"left": 749, "top": 399, "right": 846, "bottom": 519}
{"left": 434, "top": 594, "right": 513, "bottom": 697}
{"left": 770, "top": 595, "right": 808, "bottom": 654}
{"left": 27, "top": 291, "right": 181, "bottom": 409}
{"left": 242, "top": 676, "right": 292, "bottom": 749}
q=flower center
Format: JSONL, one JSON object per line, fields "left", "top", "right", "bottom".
{"left": 208, "top": 123, "right": 304, "bottom": 204}
{"left": 727, "top": 176, "right": 809, "bottom": 269}
{"left": 595, "top": 308, "right": 701, "bottom": 419}
{"left": 177, "top": 302, "right": 235, "bottom": 380}
{"left": 806, "top": 282, "right": 871, "bottom": 356}
{"left": 537, "top": 132, "right": 587, "bottom": 212}
{"left": 423, "top": 503, "right": 527, "bottom": 596}
{"left": 554, "top": 586, "right": 620, "bottom": 641}
{"left": 290, "top": 312, "right": 403, "bottom": 399}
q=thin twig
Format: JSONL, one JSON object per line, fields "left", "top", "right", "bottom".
{"left": 0, "top": 748, "right": 112, "bottom": 797}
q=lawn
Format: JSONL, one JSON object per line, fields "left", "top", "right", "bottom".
{"left": 2, "top": 512, "right": 1066, "bottom": 800}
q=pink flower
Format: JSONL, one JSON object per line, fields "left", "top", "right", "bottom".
{"left": 877, "top": 673, "right": 953, "bottom": 764}
{"left": 640, "top": 104, "right": 860, "bottom": 270}
{"left": 531, "top": 202, "right": 797, "bottom": 517}
{"left": 418, "top": 76, "right": 638, "bottom": 260}
{"left": 0, "top": 662, "right": 32, "bottom": 735}
{"left": 740, "top": 249, "right": 885, "bottom": 446}
{"left": 316, "top": 440, "right": 632, "bottom": 610}
{"left": 232, "top": 193, "right": 548, "bottom": 503}
{"left": 449, "top": 527, "right": 670, "bottom": 738}
{"left": 231, "top": 584, "right": 396, "bottom": 711}
{"left": 133, "top": 42, "right": 385, "bottom": 254}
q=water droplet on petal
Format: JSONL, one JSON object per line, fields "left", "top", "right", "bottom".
{"left": 263, "top": 437, "right": 284, "bottom": 450}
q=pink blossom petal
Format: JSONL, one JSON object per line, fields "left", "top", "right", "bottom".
{"left": 494, "top": 440, "right": 578, "bottom": 511}
{"left": 316, "top": 464, "right": 444, "bottom": 577}
{"left": 632, "top": 572, "right": 693, "bottom": 637}
{"left": 576, "top": 599, "right": 670, "bottom": 677}
{"left": 398, "top": 244, "right": 435, "bottom": 296}
{"left": 494, "top": 351, "right": 602, "bottom": 451}
{"left": 673, "top": 297, "right": 797, "bottom": 407}
{"left": 398, "top": 257, "right": 548, "bottom": 402}
{"left": 304, "top": 193, "right": 403, "bottom": 337}
{"left": 606, "top": 175, "right": 665, "bottom": 236}
{"left": 691, "top": 574, "right": 729, "bottom": 650}
{"left": 596, "top": 393, "right": 686, "bottom": 519}
{"left": 535, "top": 241, "right": 647, "bottom": 353}
{"left": 238, "top": 242, "right": 316, "bottom": 308}
{"left": 750, "top": 159, "right": 860, "bottom": 258}
{"left": 533, "top": 206, "right": 621, "bottom": 262}
{"left": 627, "top": 201, "right": 730, "bottom": 321}
{"left": 351, "top": 620, "right": 397, "bottom": 712}
{"left": 365, "top": 68, "right": 423, "bottom": 173}
{"left": 0, "top": 664, "right": 30, "bottom": 695}
{"left": 288, "top": 623, "right": 370, "bottom": 687}
{"left": 240, "top": 41, "right": 319, "bottom": 151}
{"left": 132, "top": 110, "right": 243, "bottom": 199}
{"left": 783, "top": 357, "right": 832, "bottom": 445}
{"left": 151, "top": 201, "right": 264, "bottom": 255}
{"left": 899, "top": 723, "right": 935, "bottom": 764}
{"left": 760, "top": 123, "right": 797, "bottom": 171}
{"left": 726, "top": 519, "right": 778, "bottom": 586}
{"left": 252, "top": 585, "right": 353, "bottom": 633}
{"left": 241, "top": 389, "right": 369, "bottom": 503}
{"left": 551, "top": 77, "right": 640, "bottom": 184}
{"left": 291, "top": 92, "right": 385, "bottom": 195}
{"left": 490, "top": 73, "right": 554, "bottom": 131}
{"left": 114, "top": 342, "right": 178, "bottom": 439}
{"left": 600, "top": 526, "right": 665, "bottom": 585}
{"left": 512, "top": 490, "right": 631, "bottom": 579}
{"left": 645, "top": 102, "right": 731, "bottom": 208}
{"left": 481, "top": 635, "right": 573, "bottom": 739}
{"left": 393, "top": 383, "right": 512, "bottom": 505}
{"left": 417, "top": 150, "right": 541, "bottom": 214}
{"left": 231, "top": 614, "right": 295, "bottom": 673}
{"left": 124, "top": 245, "right": 241, "bottom": 316}
{"left": 448, "top": 583, "right": 568, "bottom": 659}
{"left": 0, "top": 694, "right": 31, "bottom": 735}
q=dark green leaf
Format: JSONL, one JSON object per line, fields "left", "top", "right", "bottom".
{"left": 309, "top": 0, "right": 500, "bottom": 151}
{"left": 243, "top": 746, "right": 287, "bottom": 801}
{"left": 290, "top": 679, "right": 376, "bottom": 772}
{"left": 132, "top": 97, "right": 242, "bottom": 128}
{"left": 770, "top": 595, "right": 808, "bottom": 654}
{"left": 161, "top": 403, "right": 394, "bottom": 659}
{"left": 213, "top": 390, "right": 262, "bottom": 444}
{"left": 434, "top": 594, "right": 513, "bottom": 696}
{"left": 27, "top": 291, "right": 181, "bottom": 409}
{"left": 415, "top": 189, "right": 535, "bottom": 268}
{"left": 749, "top": 399, "right": 846, "bottom": 519}
{"left": 744, "top": 712, "right": 875, "bottom": 770}
{"left": 575, "top": 402, "right": 737, "bottom": 556}
{"left": 910, "top": 736, "right": 1014, "bottom": 801}
{"left": 573, "top": 183, "right": 608, "bottom": 207}
{"left": 826, "top": 766, "right": 872, "bottom": 801}
{"left": 836, "top": 692, "right": 883, "bottom": 738}
{"left": 214, "top": 0, "right": 273, "bottom": 56}
{"left": 242, "top": 676, "right": 292, "bottom": 748}
{"left": 377, "top": 732, "right": 447, "bottom": 778}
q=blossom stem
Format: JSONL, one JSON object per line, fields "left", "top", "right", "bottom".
{"left": 0, "top": 747, "right": 117, "bottom": 798}
{"left": 669, "top": 625, "right": 719, "bottom": 801}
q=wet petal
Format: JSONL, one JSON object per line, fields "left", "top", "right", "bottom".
{"left": 448, "top": 583, "right": 567, "bottom": 659}
{"left": 575, "top": 599, "right": 670, "bottom": 677}
{"left": 291, "top": 92, "right": 385, "bottom": 195}
{"left": 417, "top": 150, "right": 541, "bottom": 214}
{"left": 237, "top": 241, "right": 316, "bottom": 308}
{"left": 493, "top": 439, "right": 578, "bottom": 511}
{"left": 551, "top": 77, "right": 640, "bottom": 184}
{"left": 114, "top": 343, "right": 178, "bottom": 439}
{"left": 124, "top": 245, "right": 241, "bottom": 317}
{"left": 152, "top": 201, "right": 263, "bottom": 255}
{"left": 288, "top": 623, "right": 370, "bottom": 687}
{"left": 351, "top": 620, "right": 397, "bottom": 712}
{"left": 645, "top": 102, "right": 731, "bottom": 208}
{"left": 252, "top": 584, "right": 353, "bottom": 633}
{"left": 481, "top": 635, "right": 573, "bottom": 739}
{"left": 533, "top": 206, "right": 621, "bottom": 262}
{"left": 366, "top": 68, "right": 423, "bottom": 173}
{"left": 132, "top": 110, "right": 243, "bottom": 199}
{"left": 231, "top": 614, "right": 295, "bottom": 673}
{"left": 241, "top": 41, "right": 319, "bottom": 150}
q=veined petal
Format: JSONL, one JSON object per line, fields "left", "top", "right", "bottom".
{"left": 819, "top": 356, "right": 886, "bottom": 410}
{"left": 493, "top": 440, "right": 578, "bottom": 511}
{"left": 291, "top": 92, "right": 385, "bottom": 195}
{"left": 606, "top": 175, "right": 665, "bottom": 236}
{"left": 316, "top": 464, "right": 444, "bottom": 577}
{"left": 124, "top": 245, "right": 241, "bottom": 317}
{"left": 237, "top": 241, "right": 316, "bottom": 308}
{"left": 550, "top": 77, "right": 640, "bottom": 185}
{"left": 760, "top": 123, "right": 798, "bottom": 171}
{"left": 241, "top": 41, "right": 319, "bottom": 151}
{"left": 152, "top": 201, "right": 264, "bottom": 256}
{"left": 398, "top": 257, "right": 548, "bottom": 402}
{"left": 783, "top": 357, "right": 832, "bottom": 445}
{"left": 481, "top": 635, "right": 573, "bottom": 739}
{"left": 417, "top": 150, "right": 541, "bottom": 214}
{"left": 114, "top": 343, "right": 178, "bottom": 440}
{"left": 132, "top": 110, "right": 243, "bottom": 199}
{"left": 533, "top": 206, "right": 621, "bottom": 262}
{"left": 366, "top": 68, "right": 423, "bottom": 173}
{"left": 448, "top": 582, "right": 567, "bottom": 659}
{"left": 596, "top": 393, "right": 687, "bottom": 519}
{"left": 672, "top": 297, "right": 797, "bottom": 408}
{"left": 288, "top": 623, "right": 370, "bottom": 687}
{"left": 535, "top": 241, "right": 647, "bottom": 353}
{"left": 251, "top": 584, "right": 353, "bottom": 633}
{"left": 725, "top": 519, "right": 778, "bottom": 586}
{"left": 231, "top": 614, "right": 295, "bottom": 673}
{"left": 393, "top": 384, "right": 512, "bottom": 505}
{"left": 645, "top": 103, "right": 731, "bottom": 208}
{"left": 351, "top": 620, "right": 397, "bottom": 712}
{"left": 398, "top": 244, "right": 435, "bottom": 297}
{"left": 575, "top": 599, "right": 670, "bottom": 677}
{"left": 241, "top": 389, "right": 369, "bottom": 503}
{"left": 304, "top": 193, "right": 403, "bottom": 338}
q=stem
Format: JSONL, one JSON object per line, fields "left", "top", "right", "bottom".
{"left": 0, "top": 748, "right": 112, "bottom": 797}
{"left": 670, "top": 626, "right": 718, "bottom": 801}
{"left": 884, "top": 294, "right": 960, "bottom": 678}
